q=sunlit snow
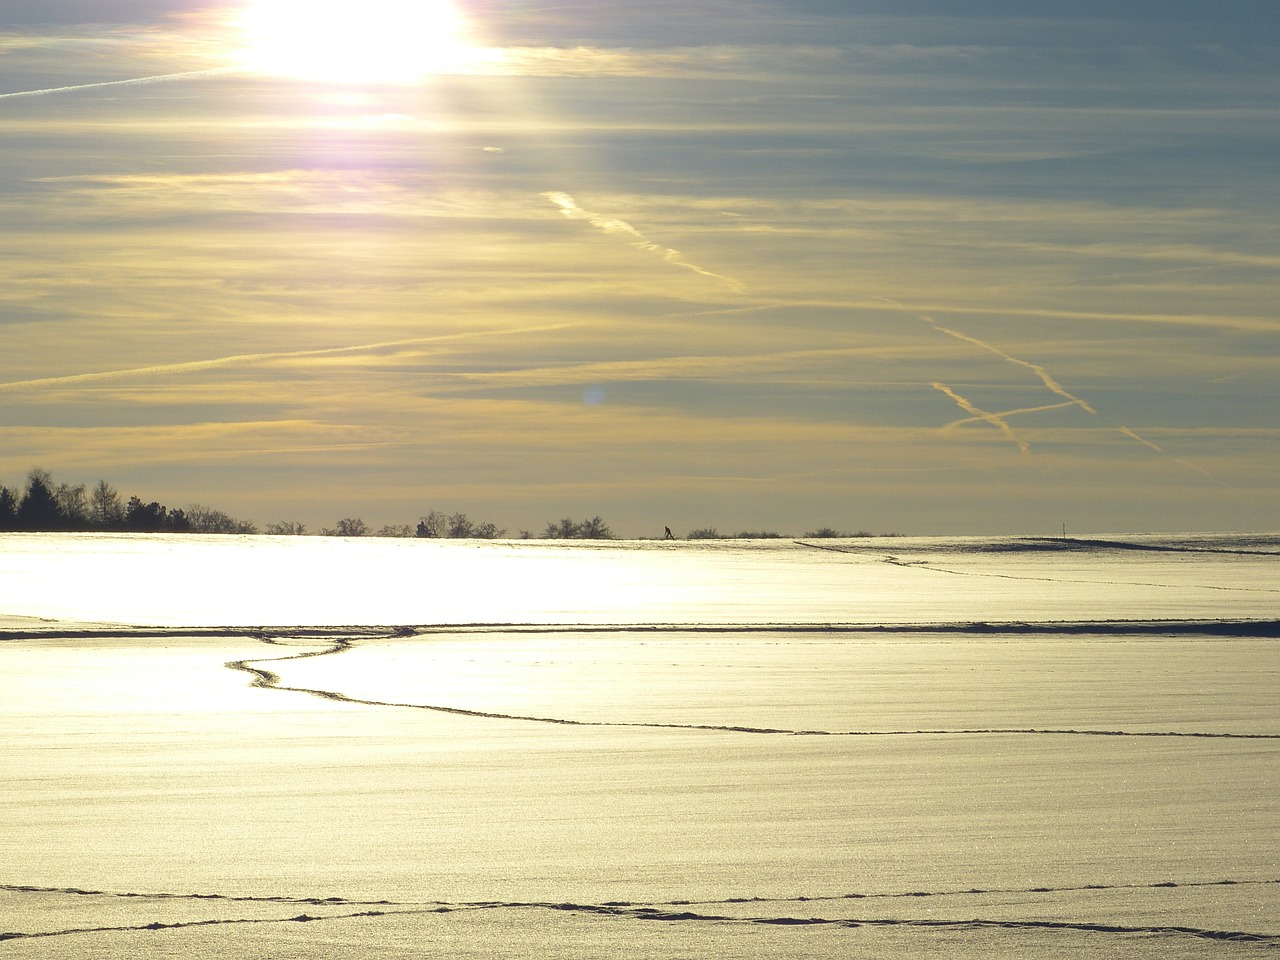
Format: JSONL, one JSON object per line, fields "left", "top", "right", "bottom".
{"left": 1, "top": 533, "right": 1276, "bottom": 958}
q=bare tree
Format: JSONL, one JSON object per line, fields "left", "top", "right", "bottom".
{"left": 415, "top": 510, "right": 448, "bottom": 538}
{"left": 55, "top": 482, "right": 90, "bottom": 526}
{"left": 578, "top": 516, "right": 612, "bottom": 539}
{"left": 91, "top": 480, "right": 124, "bottom": 528}
{"left": 544, "top": 516, "right": 612, "bottom": 539}
{"left": 414, "top": 510, "right": 504, "bottom": 539}
{"left": 266, "top": 521, "right": 307, "bottom": 536}
{"left": 186, "top": 504, "right": 237, "bottom": 534}
{"left": 324, "top": 517, "right": 367, "bottom": 537}
{"left": 545, "top": 517, "right": 580, "bottom": 539}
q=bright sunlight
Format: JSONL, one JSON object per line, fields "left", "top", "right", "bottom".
{"left": 235, "top": 0, "right": 473, "bottom": 83}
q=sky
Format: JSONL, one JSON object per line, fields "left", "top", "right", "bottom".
{"left": 1, "top": 0, "right": 1277, "bottom": 537}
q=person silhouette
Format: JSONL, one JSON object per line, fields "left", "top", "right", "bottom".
{"left": 664, "top": 526, "right": 675, "bottom": 540}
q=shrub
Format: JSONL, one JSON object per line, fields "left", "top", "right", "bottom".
{"left": 686, "top": 528, "right": 723, "bottom": 540}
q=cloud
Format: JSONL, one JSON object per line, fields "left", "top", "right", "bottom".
{"left": 444, "top": 345, "right": 926, "bottom": 390}
{"left": 0, "top": 324, "right": 579, "bottom": 395}
{"left": 0, "top": 420, "right": 394, "bottom": 474}
{"left": 474, "top": 44, "right": 842, "bottom": 79}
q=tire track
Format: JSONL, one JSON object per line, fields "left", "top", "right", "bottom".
{"left": 549, "top": 902, "right": 1280, "bottom": 945}
{"left": 0, "top": 883, "right": 397, "bottom": 906}
{"left": 9, "top": 877, "right": 1275, "bottom": 906}
{"left": 662, "top": 877, "right": 1280, "bottom": 907}
{"left": 5, "top": 884, "right": 1276, "bottom": 947}
{"left": 794, "top": 540, "right": 1280, "bottom": 595}
{"left": 225, "top": 635, "right": 1280, "bottom": 740}
{"left": 7, "top": 619, "right": 1278, "bottom": 642}
{"left": 0, "top": 906, "right": 458, "bottom": 943}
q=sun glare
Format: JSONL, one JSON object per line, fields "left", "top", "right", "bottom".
{"left": 236, "top": 0, "right": 473, "bottom": 83}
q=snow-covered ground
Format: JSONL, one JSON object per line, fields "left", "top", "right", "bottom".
{"left": 1, "top": 531, "right": 1277, "bottom": 627}
{"left": 1, "top": 534, "right": 1276, "bottom": 957}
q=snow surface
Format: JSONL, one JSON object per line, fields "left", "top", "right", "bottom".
{"left": 0, "top": 533, "right": 1276, "bottom": 957}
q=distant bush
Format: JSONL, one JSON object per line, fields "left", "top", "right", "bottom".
{"left": 543, "top": 516, "right": 613, "bottom": 540}
{"left": 266, "top": 521, "right": 307, "bottom": 536}
{"left": 323, "top": 517, "right": 368, "bottom": 537}
{"left": 188, "top": 504, "right": 257, "bottom": 535}
{"left": 686, "top": 528, "right": 723, "bottom": 539}
{"left": 733, "top": 531, "right": 786, "bottom": 539}
{"left": 414, "top": 510, "right": 506, "bottom": 539}
{"left": 803, "top": 528, "right": 898, "bottom": 538}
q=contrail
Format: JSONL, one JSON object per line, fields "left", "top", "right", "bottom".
{"left": 945, "top": 400, "right": 1080, "bottom": 429}
{"left": 1117, "top": 424, "right": 1163, "bottom": 453}
{"left": 0, "top": 68, "right": 237, "bottom": 101}
{"left": 931, "top": 382, "right": 1030, "bottom": 454}
{"left": 921, "top": 315, "right": 1096, "bottom": 414}
{"left": 0, "top": 323, "right": 578, "bottom": 394}
{"left": 920, "top": 313, "right": 1185, "bottom": 456}
{"left": 544, "top": 191, "right": 744, "bottom": 292}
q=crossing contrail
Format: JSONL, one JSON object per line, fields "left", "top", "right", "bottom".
{"left": 920, "top": 313, "right": 1176, "bottom": 454}
{"left": 0, "top": 68, "right": 238, "bottom": 101}
{"left": 932, "top": 382, "right": 1030, "bottom": 454}
{"left": 920, "top": 314, "right": 1096, "bottom": 414}
{"left": 945, "top": 400, "right": 1080, "bottom": 429}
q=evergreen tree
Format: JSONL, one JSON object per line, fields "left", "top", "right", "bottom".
{"left": 18, "top": 471, "right": 65, "bottom": 531}
{"left": 125, "top": 496, "right": 169, "bottom": 532}
{"left": 0, "top": 486, "right": 18, "bottom": 530}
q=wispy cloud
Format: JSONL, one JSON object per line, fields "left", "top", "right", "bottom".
{"left": 0, "top": 325, "right": 578, "bottom": 395}
{"left": 477, "top": 44, "right": 840, "bottom": 79}
{"left": 445, "top": 345, "right": 924, "bottom": 390}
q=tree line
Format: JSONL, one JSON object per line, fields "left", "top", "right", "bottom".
{"left": 0, "top": 468, "right": 258, "bottom": 535}
{"left": 0, "top": 468, "right": 616, "bottom": 540}
{"left": 2, "top": 468, "right": 885, "bottom": 540}
{"left": 309, "top": 512, "right": 615, "bottom": 539}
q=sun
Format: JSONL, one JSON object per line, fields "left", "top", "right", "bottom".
{"left": 235, "top": 0, "right": 473, "bottom": 84}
